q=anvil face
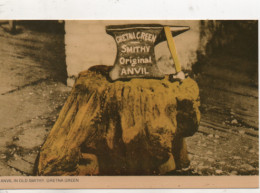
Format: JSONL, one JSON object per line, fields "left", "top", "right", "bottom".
{"left": 106, "top": 24, "right": 189, "bottom": 81}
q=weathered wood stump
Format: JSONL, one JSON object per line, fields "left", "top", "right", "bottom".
{"left": 36, "top": 65, "right": 200, "bottom": 175}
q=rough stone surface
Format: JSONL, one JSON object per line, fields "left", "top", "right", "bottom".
{"left": 36, "top": 66, "right": 200, "bottom": 175}
{"left": 0, "top": 161, "right": 23, "bottom": 176}
{"left": 7, "top": 155, "right": 33, "bottom": 175}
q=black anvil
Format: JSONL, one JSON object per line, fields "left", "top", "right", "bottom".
{"left": 106, "top": 24, "right": 189, "bottom": 81}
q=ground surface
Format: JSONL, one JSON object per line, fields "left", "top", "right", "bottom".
{"left": 0, "top": 22, "right": 258, "bottom": 176}
{"left": 0, "top": 22, "right": 70, "bottom": 176}
{"left": 186, "top": 52, "right": 258, "bottom": 176}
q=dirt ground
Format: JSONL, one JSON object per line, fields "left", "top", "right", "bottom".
{"left": 0, "top": 22, "right": 258, "bottom": 176}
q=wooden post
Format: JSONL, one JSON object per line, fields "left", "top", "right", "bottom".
{"left": 9, "top": 20, "right": 16, "bottom": 33}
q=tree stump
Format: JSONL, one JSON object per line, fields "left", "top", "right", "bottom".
{"left": 36, "top": 65, "right": 200, "bottom": 175}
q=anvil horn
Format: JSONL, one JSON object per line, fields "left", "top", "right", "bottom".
{"left": 169, "top": 26, "right": 190, "bottom": 37}
{"left": 155, "top": 26, "right": 190, "bottom": 45}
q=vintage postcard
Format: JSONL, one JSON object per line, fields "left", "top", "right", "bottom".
{"left": 0, "top": 20, "right": 258, "bottom": 189}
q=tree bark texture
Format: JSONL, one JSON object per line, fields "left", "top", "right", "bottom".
{"left": 36, "top": 65, "right": 200, "bottom": 175}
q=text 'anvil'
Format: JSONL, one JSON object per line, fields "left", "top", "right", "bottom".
{"left": 106, "top": 24, "right": 189, "bottom": 81}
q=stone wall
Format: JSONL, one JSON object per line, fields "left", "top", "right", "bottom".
{"left": 65, "top": 20, "right": 201, "bottom": 86}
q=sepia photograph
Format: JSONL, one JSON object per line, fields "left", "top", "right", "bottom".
{"left": 0, "top": 20, "right": 258, "bottom": 188}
